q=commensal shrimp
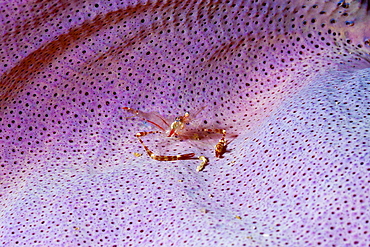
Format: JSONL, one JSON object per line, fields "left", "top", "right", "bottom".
{"left": 123, "top": 107, "right": 228, "bottom": 161}
{"left": 202, "top": 129, "right": 227, "bottom": 158}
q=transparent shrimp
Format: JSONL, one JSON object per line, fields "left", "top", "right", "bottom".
{"left": 123, "top": 106, "right": 228, "bottom": 160}
{"left": 123, "top": 107, "right": 204, "bottom": 161}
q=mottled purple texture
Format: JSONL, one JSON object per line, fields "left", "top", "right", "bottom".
{"left": 0, "top": 0, "right": 369, "bottom": 246}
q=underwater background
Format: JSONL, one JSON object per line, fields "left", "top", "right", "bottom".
{"left": 0, "top": 0, "right": 369, "bottom": 246}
